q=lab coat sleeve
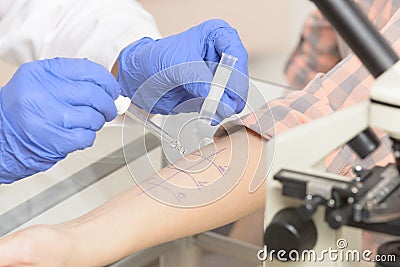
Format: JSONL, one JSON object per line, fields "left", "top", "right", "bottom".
{"left": 0, "top": 0, "right": 161, "bottom": 70}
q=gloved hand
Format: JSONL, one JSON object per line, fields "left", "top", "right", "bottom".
{"left": 0, "top": 58, "right": 120, "bottom": 183}
{"left": 117, "top": 19, "right": 248, "bottom": 124}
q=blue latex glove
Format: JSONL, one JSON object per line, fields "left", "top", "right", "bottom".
{"left": 117, "top": 19, "right": 248, "bottom": 124}
{"left": 0, "top": 58, "right": 120, "bottom": 183}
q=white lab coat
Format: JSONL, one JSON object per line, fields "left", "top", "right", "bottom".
{"left": 0, "top": 0, "right": 160, "bottom": 69}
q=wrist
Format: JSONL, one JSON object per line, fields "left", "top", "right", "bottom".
{"left": 53, "top": 223, "right": 93, "bottom": 267}
{"left": 55, "top": 219, "right": 120, "bottom": 266}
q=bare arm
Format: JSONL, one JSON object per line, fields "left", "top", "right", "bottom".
{"left": 0, "top": 128, "right": 266, "bottom": 267}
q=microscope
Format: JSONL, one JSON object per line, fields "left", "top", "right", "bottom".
{"left": 264, "top": 0, "right": 400, "bottom": 266}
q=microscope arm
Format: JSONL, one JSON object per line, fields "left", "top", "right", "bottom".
{"left": 310, "top": 0, "right": 398, "bottom": 78}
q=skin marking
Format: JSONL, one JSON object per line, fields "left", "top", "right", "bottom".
{"left": 137, "top": 148, "right": 229, "bottom": 202}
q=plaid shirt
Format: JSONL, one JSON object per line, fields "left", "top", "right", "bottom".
{"left": 285, "top": 0, "right": 400, "bottom": 89}
{"left": 234, "top": 0, "right": 400, "bottom": 251}
{"left": 233, "top": 0, "right": 400, "bottom": 177}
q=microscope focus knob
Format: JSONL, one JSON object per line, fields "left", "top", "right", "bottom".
{"left": 298, "top": 196, "right": 325, "bottom": 220}
{"left": 264, "top": 208, "right": 317, "bottom": 255}
{"left": 326, "top": 205, "right": 352, "bottom": 229}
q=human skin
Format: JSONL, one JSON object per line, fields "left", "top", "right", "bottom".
{"left": 0, "top": 128, "right": 267, "bottom": 267}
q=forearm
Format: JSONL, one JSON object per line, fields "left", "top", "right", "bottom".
{"left": 57, "top": 128, "right": 266, "bottom": 266}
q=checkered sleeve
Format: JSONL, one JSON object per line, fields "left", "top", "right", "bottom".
{"left": 284, "top": 10, "right": 342, "bottom": 88}
{"left": 233, "top": 8, "right": 400, "bottom": 176}
{"left": 285, "top": 0, "right": 400, "bottom": 89}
